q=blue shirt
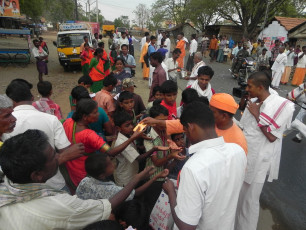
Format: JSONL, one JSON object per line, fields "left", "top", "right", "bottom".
{"left": 67, "top": 107, "right": 109, "bottom": 138}
{"left": 148, "top": 44, "right": 156, "bottom": 56}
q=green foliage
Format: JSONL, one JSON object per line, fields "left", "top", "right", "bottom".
{"left": 20, "top": 0, "right": 44, "bottom": 20}
{"left": 114, "top": 16, "right": 130, "bottom": 28}
{"left": 43, "top": 0, "right": 75, "bottom": 23}
{"left": 147, "top": 5, "right": 166, "bottom": 31}
{"left": 276, "top": 0, "right": 306, "bottom": 17}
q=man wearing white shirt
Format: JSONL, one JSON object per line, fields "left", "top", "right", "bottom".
{"left": 236, "top": 72, "right": 294, "bottom": 230}
{"left": 163, "top": 101, "right": 247, "bottom": 230}
{"left": 165, "top": 48, "right": 181, "bottom": 82}
{"left": 118, "top": 32, "right": 129, "bottom": 51}
{"left": 157, "top": 31, "right": 163, "bottom": 47}
{"left": 186, "top": 34, "right": 198, "bottom": 71}
{"left": 141, "top": 32, "right": 150, "bottom": 52}
{"left": 0, "top": 129, "right": 154, "bottom": 230}
{"left": 271, "top": 47, "right": 287, "bottom": 89}
{"left": 164, "top": 33, "right": 171, "bottom": 59}
{"left": 184, "top": 52, "right": 205, "bottom": 87}
{"left": 3, "top": 80, "right": 85, "bottom": 192}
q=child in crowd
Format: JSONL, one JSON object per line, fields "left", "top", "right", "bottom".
{"left": 32, "top": 81, "right": 63, "bottom": 120}
{"left": 167, "top": 133, "right": 190, "bottom": 180}
{"left": 146, "top": 85, "right": 163, "bottom": 110}
{"left": 69, "top": 75, "right": 93, "bottom": 111}
{"left": 95, "top": 74, "right": 117, "bottom": 121}
{"left": 223, "top": 44, "right": 231, "bottom": 63}
{"left": 160, "top": 80, "right": 178, "bottom": 120}
{"left": 76, "top": 152, "right": 168, "bottom": 200}
{"left": 116, "top": 91, "right": 137, "bottom": 125}
{"left": 112, "top": 111, "right": 169, "bottom": 186}
{"left": 109, "top": 44, "right": 118, "bottom": 71}
{"left": 177, "top": 88, "right": 199, "bottom": 118}
{"left": 143, "top": 104, "right": 185, "bottom": 213}
{"left": 39, "top": 37, "right": 49, "bottom": 54}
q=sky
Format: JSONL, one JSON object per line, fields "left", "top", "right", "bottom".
{"left": 79, "top": 0, "right": 156, "bottom": 22}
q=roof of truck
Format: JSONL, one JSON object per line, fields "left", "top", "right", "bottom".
{"left": 57, "top": 30, "right": 91, "bottom": 35}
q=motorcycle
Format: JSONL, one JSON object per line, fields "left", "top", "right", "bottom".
{"left": 230, "top": 56, "right": 256, "bottom": 83}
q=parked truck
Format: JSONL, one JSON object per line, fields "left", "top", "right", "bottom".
{"left": 53, "top": 22, "right": 94, "bottom": 70}
{"left": 102, "top": 24, "right": 115, "bottom": 37}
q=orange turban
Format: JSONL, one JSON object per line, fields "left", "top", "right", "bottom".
{"left": 210, "top": 93, "right": 239, "bottom": 114}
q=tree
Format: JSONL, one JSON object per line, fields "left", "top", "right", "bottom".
{"left": 147, "top": 4, "right": 166, "bottom": 31}
{"left": 186, "top": 0, "right": 220, "bottom": 31}
{"left": 114, "top": 16, "right": 130, "bottom": 28}
{"left": 216, "top": 0, "right": 289, "bottom": 38}
{"left": 43, "top": 0, "right": 75, "bottom": 24}
{"left": 133, "top": 4, "right": 149, "bottom": 30}
{"left": 276, "top": 0, "right": 306, "bottom": 17}
{"left": 20, "top": 0, "right": 44, "bottom": 20}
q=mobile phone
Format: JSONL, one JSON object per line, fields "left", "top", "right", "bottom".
{"left": 133, "top": 123, "right": 147, "bottom": 132}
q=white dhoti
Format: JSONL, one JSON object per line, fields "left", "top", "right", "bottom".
{"left": 149, "top": 64, "right": 155, "bottom": 88}
{"left": 235, "top": 181, "right": 264, "bottom": 230}
{"left": 293, "top": 104, "right": 306, "bottom": 140}
{"left": 271, "top": 70, "right": 283, "bottom": 88}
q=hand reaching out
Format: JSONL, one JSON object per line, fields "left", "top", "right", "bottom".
{"left": 162, "top": 178, "right": 175, "bottom": 195}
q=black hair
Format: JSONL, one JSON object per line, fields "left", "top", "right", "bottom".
{"left": 39, "top": 37, "right": 43, "bottom": 40}
{"left": 262, "top": 48, "right": 267, "bottom": 52}
{"left": 179, "top": 32, "right": 184, "bottom": 36}
{"left": 115, "top": 57, "right": 125, "bottom": 65}
{"left": 83, "top": 220, "right": 123, "bottom": 230}
{"left": 121, "top": 44, "right": 128, "bottom": 49}
{"left": 94, "top": 48, "right": 103, "bottom": 56}
{"left": 302, "top": 46, "right": 306, "bottom": 49}
{"left": 248, "top": 71, "right": 271, "bottom": 90}
{"left": 103, "top": 73, "right": 118, "bottom": 87}
{"left": 78, "top": 75, "right": 93, "bottom": 85}
{"left": 0, "top": 130, "right": 49, "bottom": 184}
{"left": 113, "top": 200, "right": 148, "bottom": 230}
{"left": 191, "top": 34, "right": 196, "bottom": 39}
{"left": 94, "top": 33, "right": 98, "bottom": 36}
{"left": 37, "top": 81, "right": 52, "bottom": 97}
{"left": 197, "top": 66, "right": 214, "bottom": 79}
{"left": 83, "top": 35, "right": 88, "bottom": 39}
{"left": 150, "top": 52, "right": 163, "bottom": 63}
{"left": 144, "top": 32, "right": 149, "bottom": 36}
{"left": 113, "top": 111, "right": 133, "bottom": 127}
{"left": 121, "top": 32, "right": 126, "bottom": 35}
{"left": 85, "top": 153, "right": 109, "bottom": 179}
{"left": 173, "top": 48, "right": 182, "bottom": 54}
{"left": 10, "top": 78, "right": 33, "bottom": 89}
{"left": 71, "top": 86, "right": 90, "bottom": 102}
{"left": 150, "top": 35, "right": 156, "bottom": 41}
{"left": 99, "top": 34, "right": 103, "bottom": 39}
{"left": 72, "top": 98, "right": 97, "bottom": 122}
{"left": 152, "top": 85, "right": 162, "bottom": 97}
{"left": 6, "top": 81, "right": 33, "bottom": 102}
{"left": 98, "top": 42, "right": 104, "bottom": 48}
{"left": 152, "top": 98, "right": 162, "bottom": 106}
{"left": 118, "top": 91, "right": 133, "bottom": 103}
{"left": 160, "top": 80, "right": 178, "bottom": 94}
{"left": 149, "top": 104, "right": 169, "bottom": 118}
{"left": 171, "top": 133, "right": 184, "bottom": 141}
{"left": 197, "top": 96, "right": 209, "bottom": 105}
{"left": 180, "top": 101, "right": 215, "bottom": 129}
{"left": 33, "top": 39, "right": 39, "bottom": 44}
{"left": 182, "top": 88, "right": 199, "bottom": 104}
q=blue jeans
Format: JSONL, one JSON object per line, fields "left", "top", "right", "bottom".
{"left": 217, "top": 49, "right": 224, "bottom": 62}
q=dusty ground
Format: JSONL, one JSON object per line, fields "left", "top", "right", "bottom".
{"left": 0, "top": 31, "right": 181, "bottom": 117}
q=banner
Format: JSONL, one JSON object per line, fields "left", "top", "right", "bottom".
{"left": 0, "top": 0, "right": 20, "bottom": 17}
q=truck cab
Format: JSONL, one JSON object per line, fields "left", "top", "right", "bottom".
{"left": 53, "top": 23, "right": 93, "bottom": 70}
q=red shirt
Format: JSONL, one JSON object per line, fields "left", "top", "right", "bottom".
{"left": 161, "top": 100, "right": 177, "bottom": 120}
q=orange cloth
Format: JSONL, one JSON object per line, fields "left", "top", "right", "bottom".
{"left": 176, "top": 39, "right": 186, "bottom": 68}
{"left": 291, "top": 67, "right": 306, "bottom": 86}
{"left": 81, "top": 50, "right": 93, "bottom": 66}
{"left": 89, "top": 58, "right": 105, "bottom": 82}
{"left": 210, "top": 93, "right": 239, "bottom": 114}
{"left": 215, "top": 124, "right": 248, "bottom": 155}
{"left": 280, "top": 66, "right": 292, "bottom": 84}
{"left": 140, "top": 43, "right": 150, "bottom": 78}
{"left": 165, "top": 120, "right": 248, "bottom": 155}
{"left": 209, "top": 38, "right": 218, "bottom": 50}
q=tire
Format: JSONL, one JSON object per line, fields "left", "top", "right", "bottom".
{"left": 0, "top": 53, "right": 11, "bottom": 67}
{"left": 13, "top": 53, "right": 29, "bottom": 68}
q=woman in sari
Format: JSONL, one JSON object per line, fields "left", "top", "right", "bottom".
{"left": 89, "top": 48, "right": 107, "bottom": 93}
{"left": 80, "top": 43, "right": 93, "bottom": 76}
{"left": 176, "top": 32, "right": 186, "bottom": 69}
{"left": 112, "top": 57, "right": 131, "bottom": 95}
{"left": 63, "top": 98, "right": 143, "bottom": 192}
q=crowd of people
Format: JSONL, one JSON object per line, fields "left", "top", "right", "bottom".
{"left": 0, "top": 30, "right": 305, "bottom": 230}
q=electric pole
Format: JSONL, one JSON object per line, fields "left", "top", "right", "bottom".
{"left": 74, "top": 0, "right": 79, "bottom": 20}
{"left": 88, "top": 0, "right": 91, "bottom": 22}
{"left": 96, "top": 0, "right": 99, "bottom": 23}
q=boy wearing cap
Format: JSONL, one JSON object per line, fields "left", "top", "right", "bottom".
{"left": 209, "top": 93, "right": 248, "bottom": 154}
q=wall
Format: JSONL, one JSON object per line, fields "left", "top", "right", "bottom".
{"left": 258, "top": 20, "right": 288, "bottom": 50}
